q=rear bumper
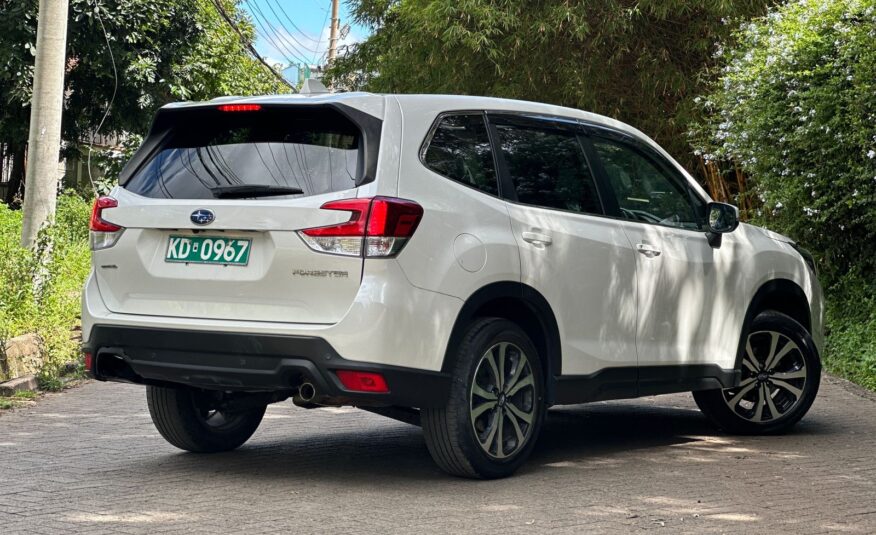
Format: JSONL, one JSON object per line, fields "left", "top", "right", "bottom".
{"left": 84, "top": 325, "right": 451, "bottom": 408}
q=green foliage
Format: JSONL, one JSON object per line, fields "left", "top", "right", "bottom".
{"left": 327, "top": 0, "right": 772, "bottom": 166}
{"left": 826, "top": 310, "right": 876, "bottom": 391}
{"left": 694, "top": 0, "right": 876, "bottom": 389}
{"left": 0, "top": 0, "right": 283, "bottom": 158}
{"left": 820, "top": 272, "right": 876, "bottom": 390}
{"left": 693, "top": 0, "right": 876, "bottom": 283}
{"left": 0, "top": 193, "right": 92, "bottom": 382}
{"left": 92, "top": 134, "right": 144, "bottom": 194}
{"left": 178, "top": 0, "right": 286, "bottom": 99}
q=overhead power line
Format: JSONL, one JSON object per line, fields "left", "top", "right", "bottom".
{"left": 209, "top": 0, "right": 295, "bottom": 90}
{"left": 245, "top": 0, "right": 313, "bottom": 65}
{"left": 266, "top": 0, "right": 323, "bottom": 47}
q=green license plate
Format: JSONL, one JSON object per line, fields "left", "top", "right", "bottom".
{"left": 165, "top": 235, "right": 252, "bottom": 266}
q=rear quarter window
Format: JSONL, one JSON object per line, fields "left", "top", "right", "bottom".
{"left": 124, "top": 107, "right": 364, "bottom": 199}
{"left": 421, "top": 113, "right": 499, "bottom": 196}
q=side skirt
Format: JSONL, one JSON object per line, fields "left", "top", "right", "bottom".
{"left": 553, "top": 364, "right": 739, "bottom": 405}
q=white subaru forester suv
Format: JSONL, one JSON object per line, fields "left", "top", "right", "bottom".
{"left": 82, "top": 89, "right": 823, "bottom": 479}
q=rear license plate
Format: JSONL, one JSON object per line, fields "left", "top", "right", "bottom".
{"left": 165, "top": 235, "right": 252, "bottom": 266}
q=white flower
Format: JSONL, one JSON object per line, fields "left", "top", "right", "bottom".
{"left": 867, "top": 150, "right": 875, "bottom": 159}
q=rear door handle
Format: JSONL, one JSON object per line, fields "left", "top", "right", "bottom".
{"left": 636, "top": 243, "right": 661, "bottom": 258}
{"left": 522, "top": 231, "right": 553, "bottom": 246}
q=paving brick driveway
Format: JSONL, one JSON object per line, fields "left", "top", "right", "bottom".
{"left": 1, "top": 375, "right": 874, "bottom": 534}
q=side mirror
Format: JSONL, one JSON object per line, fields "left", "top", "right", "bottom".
{"left": 706, "top": 202, "right": 739, "bottom": 248}
{"left": 707, "top": 202, "right": 739, "bottom": 234}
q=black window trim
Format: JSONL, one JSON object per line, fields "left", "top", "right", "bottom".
{"left": 486, "top": 112, "right": 608, "bottom": 217}
{"left": 418, "top": 110, "right": 504, "bottom": 199}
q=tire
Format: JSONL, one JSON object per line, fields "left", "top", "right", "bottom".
{"left": 693, "top": 310, "right": 821, "bottom": 435}
{"left": 146, "top": 386, "right": 267, "bottom": 453}
{"left": 422, "top": 318, "right": 546, "bottom": 479}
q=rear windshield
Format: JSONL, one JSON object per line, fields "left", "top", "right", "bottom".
{"left": 124, "top": 107, "right": 363, "bottom": 199}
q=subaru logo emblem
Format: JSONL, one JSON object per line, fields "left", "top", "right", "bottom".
{"left": 190, "top": 209, "right": 215, "bottom": 226}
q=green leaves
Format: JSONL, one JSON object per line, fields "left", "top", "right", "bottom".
{"left": 0, "top": 0, "right": 283, "bottom": 158}
{"left": 694, "top": 0, "right": 876, "bottom": 390}
{"left": 326, "top": 0, "right": 771, "bottom": 166}
{"left": 695, "top": 0, "right": 876, "bottom": 285}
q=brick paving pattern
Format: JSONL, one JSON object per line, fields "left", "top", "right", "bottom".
{"left": 1, "top": 375, "right": 874, "bottom": 533}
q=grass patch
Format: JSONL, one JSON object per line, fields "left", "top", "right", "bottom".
{"left": 0, "top": 399, "right": 13, "bottom": 410}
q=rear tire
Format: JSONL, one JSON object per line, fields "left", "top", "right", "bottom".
{"left": 694, "top": 311, "right": 821, "bottom": 435}
{"left": 146, "top": 386, "right": 266, "bottom": 453}
{"left": 422, "top": 318, "right": 545, "bottom": 479}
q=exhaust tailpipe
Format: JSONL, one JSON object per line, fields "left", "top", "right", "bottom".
{"left": 298, "top": 382, "right": 317, "bottom": 403}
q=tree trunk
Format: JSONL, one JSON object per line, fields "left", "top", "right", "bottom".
{"left": 4, "top": 143, "right": 26, "bottom": 207}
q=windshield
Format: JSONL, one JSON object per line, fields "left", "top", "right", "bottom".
{"left": 124, "top": 107, "right": 363, "bottom": 199}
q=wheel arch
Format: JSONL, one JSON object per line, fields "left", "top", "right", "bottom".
{"left": 734, "top": 278, "right": 812, "bottom": 373}
{"left": 442, "top": 282, "right": 562, "bottom": 404}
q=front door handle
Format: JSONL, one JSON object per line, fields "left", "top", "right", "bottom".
{"left": 636, "top": 243, "right": 661, "bottom": 258}
{"left": 522, "top": 231, "right": 553, "bottom": 246}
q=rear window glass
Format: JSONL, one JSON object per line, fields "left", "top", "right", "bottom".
{"left": 125, "top": 107, "right": 362, "bottom": 199}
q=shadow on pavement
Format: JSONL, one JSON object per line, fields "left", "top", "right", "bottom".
{"left": 130, "top": 399, "right": 834, "bottom": 485}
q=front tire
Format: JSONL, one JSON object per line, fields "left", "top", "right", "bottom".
{"left": 146, "top": 386, "right": 266, "bottom": 453}
{"left": 422, "top": 318, "right": 545, "bottom": 479}
{"left": 694, "top": 311, "right": 821, "bottom": 434}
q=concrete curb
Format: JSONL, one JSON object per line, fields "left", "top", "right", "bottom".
{"left": 0, "top": 374, "right": 38, "bottom": 396}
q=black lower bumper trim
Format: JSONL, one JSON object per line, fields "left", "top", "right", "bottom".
{"left": 84, "top": 325, "right": 451, "bottom": 408}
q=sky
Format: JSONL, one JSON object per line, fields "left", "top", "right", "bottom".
{"left": 240, "top": 0, "right": 371, "bottom": 81}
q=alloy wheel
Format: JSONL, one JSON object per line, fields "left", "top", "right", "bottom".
{"left": 721, "top": 330, "right": 808, "bottom": 423}
{"left": 469, "top": 342, "right": 537, "bottom": 460}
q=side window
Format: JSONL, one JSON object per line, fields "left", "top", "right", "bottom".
{"left": 591, "top": 137, "right": 701, "bottom": 229}
{"left": 422, "top": 114, "right": 498, "bottom": 195}
{"left": 494, "top": 122, "right": 602, "bottom": 215}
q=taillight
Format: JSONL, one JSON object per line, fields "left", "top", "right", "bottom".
{"left": 335, "top": 370, "right": 390, "bottom": 393}
{"left": 298, "top": 196, "right": 423, "bottom": 258}
{"left": 89, "top": 196, "right": 124, "bottom": 250}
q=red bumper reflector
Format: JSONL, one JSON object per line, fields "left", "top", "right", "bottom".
{"left": 84, "top": 352, "right": 93, "bottom": 372}
{"left": 335, "top": 370, "right": 390, "bottom": 393}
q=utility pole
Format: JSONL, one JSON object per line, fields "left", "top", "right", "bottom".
{"left": 327, "top": 0, "right": 339, "bottom": 65}
{"left": 21, "top": 0, "right": 70, "bottom": 248}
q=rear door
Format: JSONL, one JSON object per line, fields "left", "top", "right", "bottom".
{"left": 94, "top": 104, "right": 377, "bottom": 324}
{"left": 489, "top": 114, "right": 639, "bottom": 379}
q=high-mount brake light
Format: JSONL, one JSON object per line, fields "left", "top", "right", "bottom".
{"left": 217, "top": 104, "right": 262, "bottom": 112}
{"left": 298, "top": 197, "right": 424, "bottom": 258}
{"left": 89, "top": 196, "right": 124, "bottom": 250}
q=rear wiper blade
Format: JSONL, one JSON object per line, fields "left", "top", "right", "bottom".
{"left": 211, "top": 185, "right": 304, "bottom": 199}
